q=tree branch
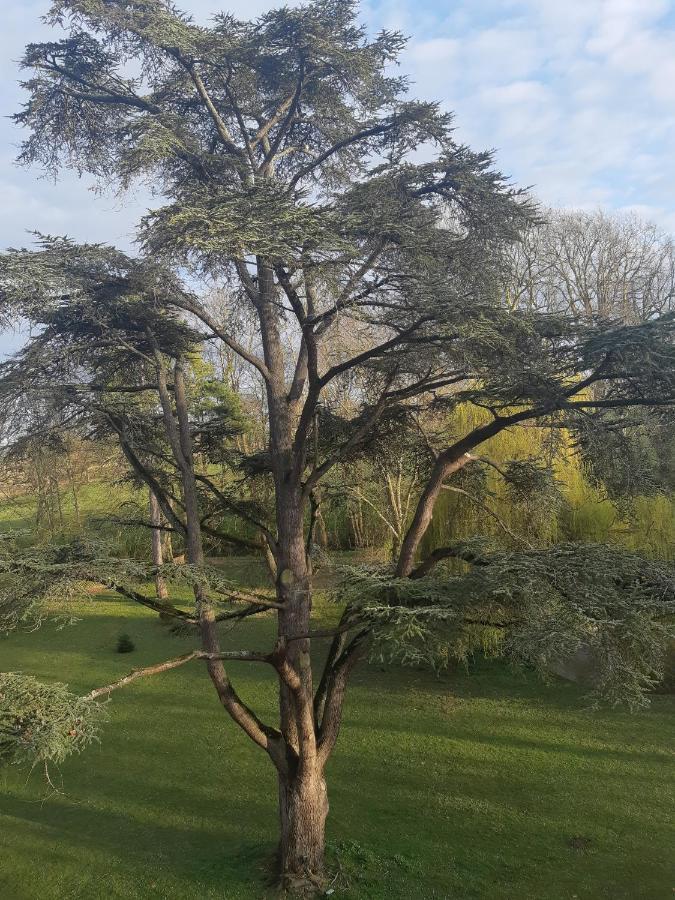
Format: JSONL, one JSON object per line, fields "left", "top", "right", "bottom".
{"left": 172, "top": 297, "right": 271, "bottom": 382}
{"left": 87, "top": 648, "right": 277, "bottom": 700}
{"left": 288, "top": 119, "right": 401, "bottom": 189}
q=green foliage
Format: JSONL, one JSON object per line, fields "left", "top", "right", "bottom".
{"left": 333, "top": 542, "right": 675, "bottom": 708}
{"left": 559, "top": 466, "right": 675, "bottom": 561}
{"left": 419, "top": 403, "right": 674, "bottom": 562}
{"left": 0, "top": 534, "right": 96, "bottom": 634}
{"left": 142, "top": 182, "right": 347, "bottom": 263}
{"left": 0, "top": 533, "right": 276, "bottom": 642}
{"left": 0, "top": 672, "right": 104, "bottom": 765}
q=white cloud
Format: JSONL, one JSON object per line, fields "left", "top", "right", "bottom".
{"left": 382, "top": 0, "right": 675, "bottom": 233}
{"left": 0, "top": 0, "right": 673, "bottom": 251}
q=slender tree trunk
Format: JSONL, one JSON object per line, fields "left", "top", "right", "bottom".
{"left": 162, "top": 527, "right": 174, "bottom": 563}
{"left": 149, "top": 489, "right": 170, "bottom": 606}
{"left": 391, "top": 532, "right": 402, "bottom": 562}
{"left": 66, "top": 457, "right": 81, "bottom": 528}
{"left": 396, "top": 452, "right": 475, "bottom": 576}
{"left": 52, "top": 474, "right": 64, "bottom": 527}
{"left": 316, "top": 508, "right": 328, "bottom": 549}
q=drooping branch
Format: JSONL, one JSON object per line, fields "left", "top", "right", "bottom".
{"left": 115, "top": 434, "right": 188, "bottom": 537}
{"left": 104, "top": 580, "right": 196, "bottom": 622}
{"left": 441, "top": 485, "right": 533, "bottom": 548}
{"left": 198, "top": 519, "right": 266, "bottom": 552}
{"left": 409, "top": 543, "right": 490, "bottom": 579}
{"left": 194, "top": 471, "right": 276, "bottom": 549}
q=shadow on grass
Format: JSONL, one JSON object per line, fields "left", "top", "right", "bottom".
{"left": 1, "top": 791, "right": 276, "bottom": 897}
{"left": 2, "top": 588, "right": 674, "bottom": 899}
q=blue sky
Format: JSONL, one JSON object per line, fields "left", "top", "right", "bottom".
{"left": 1, "top": 0, "right": 674, "bottom": 349}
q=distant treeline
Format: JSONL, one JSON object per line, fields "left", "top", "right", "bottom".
{"left": 1, "top": 402, "right": 672, "bottom": 564}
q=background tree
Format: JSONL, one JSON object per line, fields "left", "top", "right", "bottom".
{"left": 1, "top": 0, "right": 674, "bottom": 891}
{"left": 504, "top": 208, "right": 675, "bottom": 321}
{"left": 502, "top": 209, "right": 675, "bottom": 498}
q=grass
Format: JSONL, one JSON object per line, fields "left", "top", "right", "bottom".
{"left": 1, "top": 560, "right": 674, "bottom": 899}
{"left": 0, "top": 482, "right": 144, "bottom": 553}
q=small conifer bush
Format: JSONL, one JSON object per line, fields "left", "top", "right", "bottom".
{"left": 115, "top": 633, "right": 135, "bottom": 654}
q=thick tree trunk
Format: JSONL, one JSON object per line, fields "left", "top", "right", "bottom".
{"left": 273, "top": 509, "right": 330, "bottom": 888}
{"left": 275, "top": 490, "right": 313, "bottom": 759}
{"left": 256, "top": 257, "right": 333, "bottom": 885}
{"left": 278, "top": 766, "right": 329, "bottom": 887}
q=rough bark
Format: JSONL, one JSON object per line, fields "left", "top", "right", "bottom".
{"left": 278, "top": 767, "right": 329, "bottom": 886}
{"left": 256, "top": 255, "right": 330, "bottom": 882}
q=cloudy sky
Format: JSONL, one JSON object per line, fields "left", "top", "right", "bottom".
{"left": 1, "top": 0, "right": 674, "bottom": 275}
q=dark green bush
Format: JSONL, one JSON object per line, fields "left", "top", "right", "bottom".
{"left": 115, "top": 633, "right": 135, "bottom": 654}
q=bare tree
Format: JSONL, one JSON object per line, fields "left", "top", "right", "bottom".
{"left": 505, "top": 209, "right": 675, "bottom": 322}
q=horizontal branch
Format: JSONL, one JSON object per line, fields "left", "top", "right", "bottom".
{"left": 288, "top": 119, "right": 400, "bottom": 188}
{"left": 210, "top": 585, "right": 284, "bottom": 610}
{"left": 409, "top": 544, "right": 490, "bottom": 579}
{"left": 199, "top": 520, "right": 265, "bottom": 551}
{"left": 194, "top": 472, "right": 276, "bottom": 548}
{"left": 318, "top": 317, "right": 432, "bottom": 387}
{"left": 87, "top": 649, "right": 274, "bottom": 700}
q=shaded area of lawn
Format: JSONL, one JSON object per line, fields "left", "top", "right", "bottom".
{"left": 0, "top": 577, "right": 673, "bottom": 899}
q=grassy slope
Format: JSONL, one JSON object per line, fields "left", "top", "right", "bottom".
{"left": 0, "top": 482, "right": 142, "bottom": 551}
{"left": 0, "top": 565, "right": 673, "bottom": 900}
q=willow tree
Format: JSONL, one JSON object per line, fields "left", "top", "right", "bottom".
{"left": 3, "top": 0, "right": 675, "bottom": 890}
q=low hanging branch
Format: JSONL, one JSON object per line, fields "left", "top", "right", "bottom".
{"left": 87, "top": 648, "right": 274, "bottom": 700}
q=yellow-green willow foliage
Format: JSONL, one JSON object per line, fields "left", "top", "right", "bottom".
{"left": 421, "top": 405, "right": 674, "bottom": 561}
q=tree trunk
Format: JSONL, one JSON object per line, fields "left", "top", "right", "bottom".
{"left": 396, "top": 451, "right": 475, "bottom": 576}
{"left": 273, "top": 501, "right": 329, "bottom": 887}
{"left": 258, "top": 257, "right": 332, "bottom": 885}
{"left": 278, "top": 767, "right": 329, "bottom": 886}
{"left": 149, "top": 489, "right": 170, "bottom": 605}
{"left": 275, "top": 493, "right": 313, "bottom": 750}
{"left": 162, "top": 523, "right": 174, "bottom": 563}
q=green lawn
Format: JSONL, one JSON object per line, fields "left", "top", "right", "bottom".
{"left": 0, "top": 565, "right": 674, "bottom": 899}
